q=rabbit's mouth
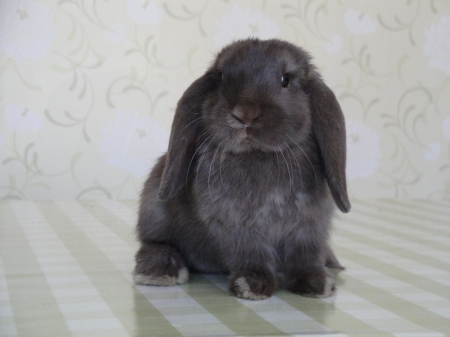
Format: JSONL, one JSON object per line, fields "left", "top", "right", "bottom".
{"left": 229, "top": 127, "right": 279, "bottom": 153}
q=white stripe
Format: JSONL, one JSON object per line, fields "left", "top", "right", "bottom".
{"left": 55, "top": 201, "right": 235, "bottom": 337}
{"left": 10, "top": 202, "right": 130, "bottom": 337}
{"left": 0, "top": 259, "right": 18, "bottom": 337}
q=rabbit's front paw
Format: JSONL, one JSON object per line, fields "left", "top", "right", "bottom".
{"left": 134, "top": 266, "right": 189, "bottom": 286}
{"left": 133, "top": 243, "right": 189, "bottom": 286}
{"left": 229, "top": 270, "right": 276, "bottom": 300}
{"left": 287, "top": 273, "right": 336, "bottom": 298}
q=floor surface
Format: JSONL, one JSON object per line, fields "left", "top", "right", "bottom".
{"left": 0, "top": 199, "right": 449, "bottom": 336}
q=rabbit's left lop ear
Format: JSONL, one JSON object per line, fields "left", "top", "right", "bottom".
{"left": 306, "top": 75, "right": 351, "bottom": 213}
{"left": 158, "top": 72, "right": 217, "bottom": 200}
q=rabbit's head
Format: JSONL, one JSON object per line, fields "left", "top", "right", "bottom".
{"left": 158, "top": 39, "right": 351, "bottom": 213}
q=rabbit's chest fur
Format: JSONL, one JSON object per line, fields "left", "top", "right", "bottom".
{"left": 192, "top": 145, "right": 333, "bottom": 242}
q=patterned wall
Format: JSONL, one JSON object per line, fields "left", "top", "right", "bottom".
{"left": 1, "top": 0, "right": 449, "bottom": 200}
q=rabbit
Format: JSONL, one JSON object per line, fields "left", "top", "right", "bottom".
{"left": 134, "top": 38, "right": 350, "bottom": 300}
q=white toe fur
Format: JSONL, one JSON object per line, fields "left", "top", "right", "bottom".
{"left": 234, "top": 277, "right": 268, "bottom": 301}
{"left": 301, "top": 275, "right": 336, "bottom": 298}
{"left": 176, "top": 267, "right": 189, "bottom": 284}
{"left": 134, "top": 267, "right": 189, "bottom": 286}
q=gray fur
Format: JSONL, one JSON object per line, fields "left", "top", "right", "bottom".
{"left": 135, "top": 39, "right": 350, "bottom": 300}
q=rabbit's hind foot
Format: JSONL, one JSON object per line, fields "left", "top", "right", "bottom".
{"left": 229, "top": 270, "right": 277, "bottom": 300}
{"left": 133, "top": 243, "right": 189, "bottom": 286}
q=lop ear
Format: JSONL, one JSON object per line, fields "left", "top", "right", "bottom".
{"left": 306, "top": 75, "right": 351, "bottom": 213}
{"left": 158, "top": 72, "right": 216, "bottom": 200}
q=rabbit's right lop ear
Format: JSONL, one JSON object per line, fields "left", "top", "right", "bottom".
{"left": 158, "top": 72, "right": 216, "bottom": 200}
{"left": 306, "top": 75, "right": 351, "bottom": 213}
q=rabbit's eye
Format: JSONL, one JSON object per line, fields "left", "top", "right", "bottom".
{"left": 281, "top": 73, "right": 290, "bottom": 87}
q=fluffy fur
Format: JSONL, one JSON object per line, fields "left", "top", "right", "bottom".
{"left": 134, "top": 39, "right": 350, "bottom": 300}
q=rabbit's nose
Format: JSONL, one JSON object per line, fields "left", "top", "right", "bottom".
{"left": 231, "top": 106, "right": 261, "bottom": 127}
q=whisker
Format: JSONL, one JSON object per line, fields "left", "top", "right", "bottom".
{"left": 208, "top": 146, "right": 220, "bottom": 203}
{"left": 178, "top": 115, "right": 211, "bottom": 137}
{"left": 285, "top": 145, "right": 295, "bottom": 188}
{"left": 274, "top": 151, "right": 281, "bottom": 189}
{"left": 219, "top": 146, "right": 226, "bottom": 189}
{"left": 185, "top": 132, "right": 214, "bottom": 188}
{"left": 284, "top": 141, "right": 303, "bottom": 190}
{"left": 196, "top": 137, "right": 216, "bottom": 185}
{"left": 278, "top": 146, "right": 292, "bottom": 196}
{"left": 286, "top": 135, "right": 318, "bottom": 187}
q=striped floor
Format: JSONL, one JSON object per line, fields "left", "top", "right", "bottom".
{"left": 0, "top": 200, "right": 449, "bottom": 337}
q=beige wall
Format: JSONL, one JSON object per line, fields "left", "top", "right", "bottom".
{"left": 1, "top": 0, "right": 449, "bottom": 200}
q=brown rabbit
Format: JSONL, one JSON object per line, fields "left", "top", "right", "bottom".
{"left": 134, "top": 38, "right": 350, "bottom": 300}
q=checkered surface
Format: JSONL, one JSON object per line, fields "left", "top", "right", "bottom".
{"left": 1, "top": 200, "right": 449, "bottom": 337}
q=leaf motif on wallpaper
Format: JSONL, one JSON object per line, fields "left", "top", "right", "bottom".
{"left": 427, "top": 181, "right": 450, "bottom": 199}
{"left": 46, "top": 7, "right": 106, "bottom": 143}
{"left": 70, "top": 152, "right": 113, "bottom": 199}
{"left": 281, "top": 0, "right": 329, "bottom": 41}
{"left": 1, "top": 134, "right": 64, "bottom": 200}
{"left": 75, "top": 176, "right": 141, "bottom": 200}
{"left": 382, "top": 85, "right": 432, "bottom": 147}
{"left": 124, "top": 33, "right": 168, "bottom": 69}
{"left": 107, "top": 33, "right": 168, "bottom": 110}
{"left": 58, "top": 0, "right": 108, "bottom": 29}
{"left": 54, "top": 8, "right": 105, "bottom": 68}
{"left": 377, "top": 0, "right": 420, "bottom": 46}
{"left": 164, "top": 1, "right": 208, "bottom": 36}
{"left": 44, "top": 109, "right": 92, "bottom": 143}
{"left": 378, "top": 136, "right": 422, "bottom": 198}
{"left": 214, "top": 5, "right": 279, "bottom": 48}
{"left": 338, "top": 42, "right": 385, "bottom": 121}
{"left": 47, "top": 57, "right": 96, "bottom": 142}
{"left": 71, "top": 151, "right": 142, "bottom": 199}
{"left": 339, "top": 91, "right": 380, "bottom": 121}
{"left": 342, "top": 41, "right": 393, "bottom": 80}
{"left": 0, "top": 59, "right": 42, "bottom": 91}
{"left": 0, "top": 0, "right": 54, "bottom": 90}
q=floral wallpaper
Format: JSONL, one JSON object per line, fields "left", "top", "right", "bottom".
{"left": 0, "top": 0, "right": 449, "bottom": 200}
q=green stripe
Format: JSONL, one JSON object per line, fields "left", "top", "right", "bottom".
{"left": 337, "top": 216, "right": 450, "bottom": 272}
{"left": 334, "top": 231, "right": 450, "bottom": 300}
{"left": 36, "top": 202, "right": 183, "bottom": 337}
{"left": 275, "top": 291, "right": 390, "bottom": 336}
{"left": 335, "top": 246, "right": 450, "bottom": 334}
{"left": 82, "top": 202, "right": 289, "bottom": 336}
{"left": 365, "top": 199, "right": 450, "bottom": 228}
{"left": 351, "top": 200, "right": 450, "bottom": 239}
{"left": 0, "top": 203, "right": 73, "bottom": 337}
{"left": 65, "top": 202, "right": 284, "bottom": 335}
{"left": 335, "top": 233, "right": 450, "bottom": 301}
{"left": 183, "top": 274, "right": 290, "bottom": 336}
{"left": 376, "top": 199, "right": 450, "bottom": 222}
{"left": 342, "top": 206, "right": 450, "bottom": 253}
{"left": 408, "top": 199, "right": 450, "bottom": 215}
{"left": 80, "top": 201, "right": 137, "bottom": 247}
{"left": 381, "top": 199, "right": 450, "bottom": 224}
